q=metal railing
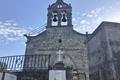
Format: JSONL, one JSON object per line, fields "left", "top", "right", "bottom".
{"left": 27, "top": 23, "right": 46, "bottom": 36}
{"left": 0, "top": 54, "right": 51, "bottom": 72}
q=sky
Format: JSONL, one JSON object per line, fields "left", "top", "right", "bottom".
{"left": 0, "top": 0, "right": 120, "bottom": 57}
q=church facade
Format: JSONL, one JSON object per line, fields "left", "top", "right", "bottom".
{"left": 25, "top": 0, "right": 89, "bottom": 80}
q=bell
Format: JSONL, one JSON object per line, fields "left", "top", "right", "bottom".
{"left": 62, "top": 14, "right": 67, "bottom": 22}
{"left": 53, "top": 15, "right": 58, "bottom": 22}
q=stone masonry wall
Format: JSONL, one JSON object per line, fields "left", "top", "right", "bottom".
{"left": 104, "top": 23, "right": 120, "bottom": 80}
{"left": 88, "top": 22, "right": 120, "bottom": 80}
{"left": 25, "top": 26, "right": 89, "bottom": 80}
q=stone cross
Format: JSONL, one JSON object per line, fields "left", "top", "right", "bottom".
{"left": 57, "top": 50, "right": 64, "bottom": 62}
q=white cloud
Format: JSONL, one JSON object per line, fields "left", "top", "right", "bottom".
{"left": 3, "top": 22, "right": 12, "bottom": 26}
{"left": 72, "top": 17, "right": 79, "bottom": 27}
{"left": 13, "top": 23, "right": 18, "bottom": 26}
{"left": 86, "top": 14, "right": 93, "bottom": 18}
{"left": 0, "top": 20, "right": 29, "bottom": 42}
{"left": 74, "top": 7, "right": 105, "bottom": 33}
{"left": 72, "top": 18, "right": 76, "bottom": 22}
{"left": 80, "top": 20, "right": 90, "bottom": 25}
{"left": 0, "top": 21, "right": 2, "bottom": 24}
{"left": 82, "top": 13, "right": 86, "bottom": 16}
{"left": 76, "top": 5, "right": 120, "bottom": 34}
{"left": 82, "top": 7, "right": 104, "bottom": 18}
{"left": 116, "top": 1, "right": 120, "bottom": 5}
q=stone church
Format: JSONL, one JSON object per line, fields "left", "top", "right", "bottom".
{"left": 24, "top": 0, "right": 120, "bottom": 80}
{"left": 25, "top": 0, "right": 89, "bottom": 80}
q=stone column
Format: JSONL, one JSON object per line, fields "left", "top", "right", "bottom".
{"left": 47, "top": 12, "right": 52, "bottom": 27}
{"left": 67, "top": 12, "right": 72, "bottom": 26}
{"left": 58, "top": 12, "right": 62, "bottom": 26}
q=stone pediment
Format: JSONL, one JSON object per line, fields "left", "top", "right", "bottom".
{"left": 26, "top": 27, "right": 86, "bottom": 41}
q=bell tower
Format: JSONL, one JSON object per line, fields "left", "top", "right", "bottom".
{"left": 47, "top": 0, "right": 72, "bottom": 27}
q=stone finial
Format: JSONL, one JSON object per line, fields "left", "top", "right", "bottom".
{"left": 56, "top": 0, "right": 63, "bottom": 2}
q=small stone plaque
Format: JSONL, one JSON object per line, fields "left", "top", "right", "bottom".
{"left": 49, "top": 70, "right": 66, "bottom": 80}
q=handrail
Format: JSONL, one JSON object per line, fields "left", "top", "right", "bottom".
{"left": 0, "top": 54, "right": 51, "bottom": 72}
{"left": 27, "top": 23, "right": 46, "bottom": 36}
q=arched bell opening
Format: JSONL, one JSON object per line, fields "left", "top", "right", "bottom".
{"left": 61, "top": 12, "right": 67, "bottom": 26}
{"left": 52, "top": 11, "right": 58, "bottom": 26}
